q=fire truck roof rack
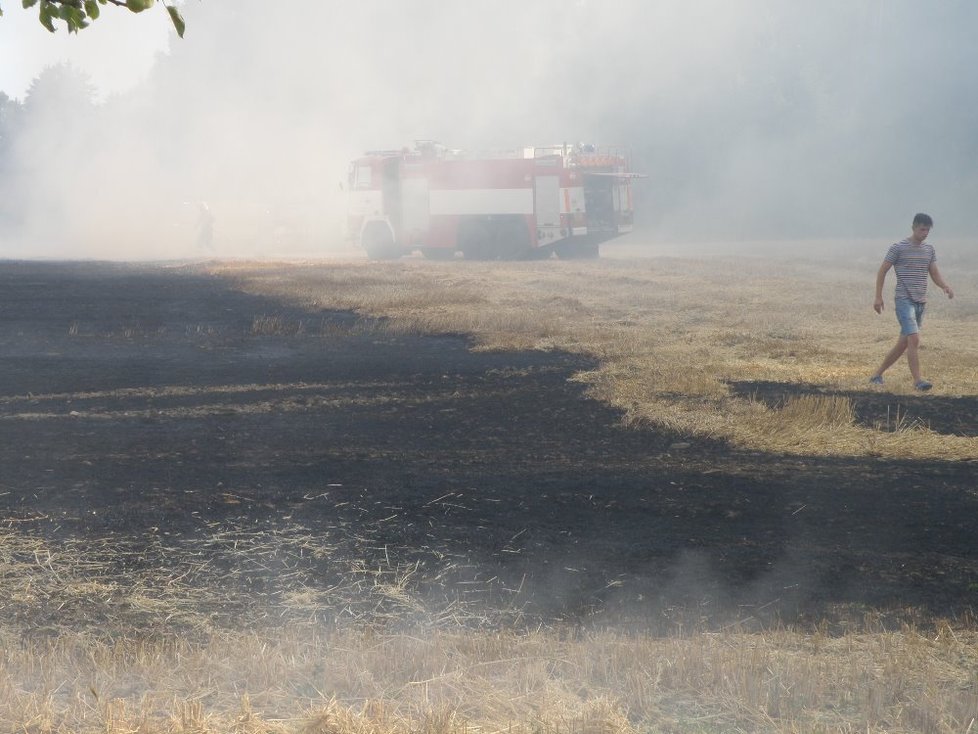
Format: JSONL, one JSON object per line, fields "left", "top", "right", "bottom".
{"left": 362, "top": 149, "right": 406, "bottom": 157}
{"left": 358, "top": 142, "right": 634, "bottom": 169}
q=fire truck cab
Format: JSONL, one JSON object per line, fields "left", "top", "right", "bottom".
{"left": 346, "top": 142, "right": 641, "bottom": 260}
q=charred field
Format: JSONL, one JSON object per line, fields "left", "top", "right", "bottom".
{"left": 1, "top": 256, "right": 978, "bottom": 732}
{"left": 2, "top": 258, "right": 976, "bottom": 627}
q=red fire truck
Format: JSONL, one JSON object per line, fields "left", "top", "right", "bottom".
{"left": 346, "top": 142, "right": 642, "bottom": 260}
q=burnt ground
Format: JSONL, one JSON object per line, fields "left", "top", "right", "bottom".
{"left": 1, "top": 261, "right": 977, "bottom": 633}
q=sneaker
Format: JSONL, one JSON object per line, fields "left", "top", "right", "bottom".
{"left": 914, "top": 380, "right": 933, "bottom": 391}
{"left": 868, "top": 375, "right": 884, "bottom": 385}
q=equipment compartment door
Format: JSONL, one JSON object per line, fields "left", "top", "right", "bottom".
{"left": 534, "top": 175, "right": 561, "bottom": 244}
{"left": 401, "top": 177, "right": 430, "bottom": 238}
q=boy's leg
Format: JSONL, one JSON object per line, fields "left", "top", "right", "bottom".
{"left": 907, "top": 301, "right": 928, "bottom": 386}
{"left": 874, "top": 335, "right": 908, "bottom": 377}
{"left": 904, "top": 333, "right": 922, "bottom": 382}
{"left": 876, "top": 298, "right": 924, "bottom": 382}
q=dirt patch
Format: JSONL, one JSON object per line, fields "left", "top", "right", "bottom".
{"left": 1, "top": 262, "right": 977, "bottom": 634}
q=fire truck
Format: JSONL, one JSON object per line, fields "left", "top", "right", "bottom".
{"left": 346, "top": 142, "right": 642, "bottom": 260}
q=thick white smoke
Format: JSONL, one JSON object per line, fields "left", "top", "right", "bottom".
{"left": 1, "top": 0, "right": 977, "bottom": 259}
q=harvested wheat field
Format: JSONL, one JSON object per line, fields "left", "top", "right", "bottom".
{"left": 1, "top": 242, "right": 977, "bottom": 733}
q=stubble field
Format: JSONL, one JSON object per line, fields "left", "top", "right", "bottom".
{"left": 1, "top": 241, "right": 977, "bottom": 733}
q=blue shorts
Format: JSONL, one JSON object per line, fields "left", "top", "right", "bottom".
{"left": 895, "top": 298, "right": 925, "bottom": 336}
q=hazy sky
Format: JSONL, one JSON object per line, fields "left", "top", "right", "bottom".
{"left": 0, "top": 3, "right": 171, "bottom": 101}
{"left": 2, "top": 0, "right": 977, "bottom": 259}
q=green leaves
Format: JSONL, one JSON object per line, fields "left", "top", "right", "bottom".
{"left": 57, "top": 1, "right": 89, "bottom": 32}
{"left": 38, "top": 0, "right": 56, "bottom": 31}
{"left": 165, "top": 2, "right": 183, "bottom": 37}
{"left": 9, "top": 0, "right": 186, "bottom": 36}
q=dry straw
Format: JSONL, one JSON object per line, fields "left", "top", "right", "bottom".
{"left": 215, "top": 251, "right": 978, "bottom": 460}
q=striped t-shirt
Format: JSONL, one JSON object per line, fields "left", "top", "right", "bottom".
{"left": 884, "top": 238, "right": 935, "bottom": 303}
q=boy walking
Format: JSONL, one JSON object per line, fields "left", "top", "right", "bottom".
{"left": 870, "top": 213, "right": 954, "bottom": 390}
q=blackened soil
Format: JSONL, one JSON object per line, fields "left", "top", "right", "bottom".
{"left": 1, "top": 262, "right": 977, "bottom": 632}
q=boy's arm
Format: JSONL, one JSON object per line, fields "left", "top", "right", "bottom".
{"left": 874, "top": 261, "right": 892, "bottom": 313}
{"left": 929, "top": 262, "right": 954, "bottom": 299}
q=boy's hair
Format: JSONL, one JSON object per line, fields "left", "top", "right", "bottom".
{"left": 913, "top": 212, "right": 933, "bottom": 227}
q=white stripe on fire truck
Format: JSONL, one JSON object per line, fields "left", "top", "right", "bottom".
{"left": 429, "top": 189, "right": 534, "bottom": 216}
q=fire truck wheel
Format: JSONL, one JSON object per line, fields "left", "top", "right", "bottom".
{"left": 362, "top": 223, "right": 401, "bottom": 260}
{"left": 556, "top": 239, "right": 600, "bottom": 259}
{"left": 422, "top": 248, "right": 455, "bottom": 261}
{"left": 458, "top": 222, "right": 494, "bottom": 261}
{"left": 495, "top": 218, "right": 532, "bottom": 260}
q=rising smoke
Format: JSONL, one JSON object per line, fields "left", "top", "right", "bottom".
{"left": 1, "top": 0, "right": 977, "bottom": 259}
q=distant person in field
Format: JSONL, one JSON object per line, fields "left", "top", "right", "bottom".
{"left": 869, "top": 213, "right": 954, "bottom": 391}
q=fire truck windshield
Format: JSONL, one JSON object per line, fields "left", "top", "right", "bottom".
{"left": 352, "top": 163, "right": 372, "bottom": 190}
